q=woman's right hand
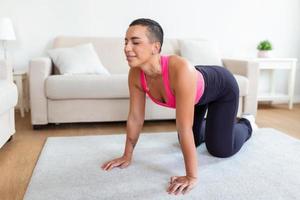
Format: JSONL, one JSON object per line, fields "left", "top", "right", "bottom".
{"left": 101, "top": 155, "right": 132, "bottom": 171}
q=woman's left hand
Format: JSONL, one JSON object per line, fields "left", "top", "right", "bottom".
{"left": 166, "top": 175, "right": 198, "bottom": 195}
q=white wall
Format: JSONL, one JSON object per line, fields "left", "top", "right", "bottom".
{"left": 1, "top": 0, "right": 300, "bottom": 100}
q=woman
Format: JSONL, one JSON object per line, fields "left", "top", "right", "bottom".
{"left": 101, "top": 18, "right": 256, "bottom": 195}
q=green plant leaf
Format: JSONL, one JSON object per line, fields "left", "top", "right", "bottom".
{"left": 257, "top": 40, "right": 273, "bottom": 50}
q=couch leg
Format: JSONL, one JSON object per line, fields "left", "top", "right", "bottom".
{"left": 33, "top": 125, "right": 45, "bottom": 130}
{"left": 7, "top": 135, "right": 13, "bottom": 142}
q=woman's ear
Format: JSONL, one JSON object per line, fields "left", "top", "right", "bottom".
{"left": 152, "top": 42, "right": 161, "bottom": 54}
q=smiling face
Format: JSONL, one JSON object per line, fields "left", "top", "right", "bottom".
{"left": 124, "top": 25, "right": 161, "bottom": 68}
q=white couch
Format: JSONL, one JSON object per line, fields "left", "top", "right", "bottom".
{"left": 29, "top": 36, "right": 259, "bottom": 129}
{"left": 0, "top": 59, "right": 18, "bottom": 148}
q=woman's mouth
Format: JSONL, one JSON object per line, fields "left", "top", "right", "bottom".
{"left": 126, "top": 56, "right": 136, "bottom": 61}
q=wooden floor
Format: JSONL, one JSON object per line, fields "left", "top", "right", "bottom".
{"left": 0, "top": 103, "right": 299, "bottom": 200}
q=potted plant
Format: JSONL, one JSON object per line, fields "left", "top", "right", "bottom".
{"left": 257, "top": 40, "right": 273, "bottom": 58}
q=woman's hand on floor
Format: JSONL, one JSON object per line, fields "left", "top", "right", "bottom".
{"left": 167, "top": 175, "right": 198, "bottom": 195}
{"left": 101, "top": 155, "right": 131, "bottom": 171}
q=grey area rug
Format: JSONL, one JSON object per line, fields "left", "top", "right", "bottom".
{"left": 24, "top": 128, "right": 300, "bottom": 200}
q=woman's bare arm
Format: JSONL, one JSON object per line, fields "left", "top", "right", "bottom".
{"left": 166, "top": 57, "right": 199, "bottom": 195}
{"left": 173, "top": 58, "right": 198, "bottom": 179}
{"left": 101, "top": 68, "right": 145, "bottom": 170}
{"left": 123, "top": 68, "right": 146, "bottom": 159}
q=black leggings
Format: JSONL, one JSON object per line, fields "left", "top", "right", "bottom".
{"left": 192, "top": 65, "right": 252, "bottom": 158}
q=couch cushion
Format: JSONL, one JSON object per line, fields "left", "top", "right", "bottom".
{"left": 48, "top": 43, "right": 110, "bottom": 75}
{"left": 234, "top": 75, "right": 248, "bottom": 96}
{"left": 45, "top": 74, "right": 248, "bottom": 100}
{"left": 0, "top": 81, "right": 18, "bottom": 115}
{"left": 179, "top": 39, "right": 223, "bottom": 66}
{"left": 45, "top": 74, "right": 129, "bottom": 100}
{"left": 53, "top": 37, "right": 130, "bottom": 74}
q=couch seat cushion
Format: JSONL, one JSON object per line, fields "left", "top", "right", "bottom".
{"left": 45, "top": 74, "right": 248, "bottom": 100}
{"left": 46, "top": 74, "right": 129, "bottom": 99}
{"left": 0, "top": 81, "right": 18, "bottom": 115}
{"left": 234, "top": 75, "right": 248, "bottom": 96}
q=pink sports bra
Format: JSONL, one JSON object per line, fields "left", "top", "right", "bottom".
{"left": 140, "top": 55, "right": 205, "bottom": 109}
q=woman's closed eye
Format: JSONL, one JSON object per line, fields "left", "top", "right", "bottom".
{"left": 124, "top": 41, "right": 139, "bottom": 45}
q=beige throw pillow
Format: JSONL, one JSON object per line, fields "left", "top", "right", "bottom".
{"left": 48, "top": 43, "right": 110, "bottom": 75}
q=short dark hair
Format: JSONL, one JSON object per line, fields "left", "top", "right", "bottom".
{"left": 129, "top": 18, "right": 164, "bottom": 53}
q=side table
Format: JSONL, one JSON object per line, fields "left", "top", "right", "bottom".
{"left": 254, "top": 58, "right": 297, "bottom": 109}
{"left": 13, "top": 69, "right": 29, "bottom": 117}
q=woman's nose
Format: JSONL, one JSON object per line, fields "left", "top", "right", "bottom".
{"left": 124, "top": 43, "right": 132, "bottom": 52}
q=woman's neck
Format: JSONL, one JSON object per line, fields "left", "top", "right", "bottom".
{"left": 140, "top": 54, "right": 162, "bottom": 79}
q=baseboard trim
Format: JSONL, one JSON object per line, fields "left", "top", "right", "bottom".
{"left": 294, "top": 95, "right": 300, "bottom": 103}
{"left": 259, "top": 95, "right": 300, "bottom": 104}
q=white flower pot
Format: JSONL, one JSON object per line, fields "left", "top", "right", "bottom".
{"left": 257, "top": 50, "right": 271, "bottom": 58}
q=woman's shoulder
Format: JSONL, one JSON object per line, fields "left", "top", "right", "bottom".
{"left": 168, "top": 55, "right": 194, "bottom": 74}
{"left": 128, "top": 67, "right": 144, "bottom": 91}
{"left": 168, "top": 54, "right": 187, "bottom": 63}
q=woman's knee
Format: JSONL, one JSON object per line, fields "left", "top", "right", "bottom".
{"left": 206, "top": 144, "right": 235, "bottom": 158}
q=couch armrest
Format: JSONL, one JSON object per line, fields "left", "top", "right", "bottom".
{"left": 0, "top": 59, "right": 13, "bottom": 82}
{"left": 222, "top": 58, "right": 259, "bottom": 116}
{"left": 29, "top": 57, "right": 52, "bottom": 125}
